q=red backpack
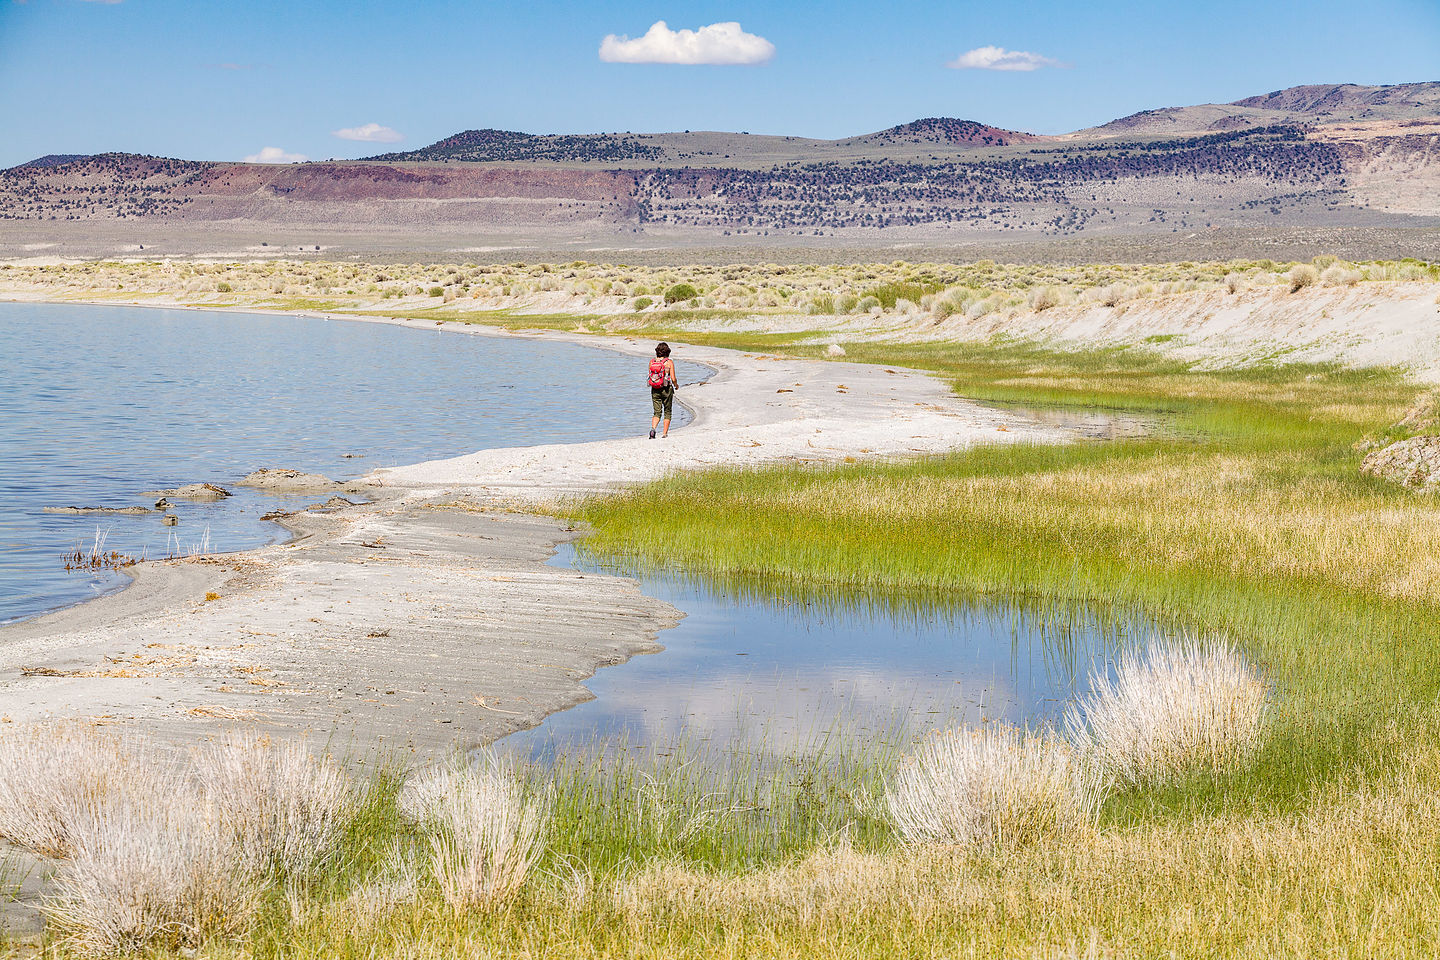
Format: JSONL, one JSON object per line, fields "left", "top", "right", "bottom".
{"left": 648, "top": 358, "right": 669, "bottom": 388}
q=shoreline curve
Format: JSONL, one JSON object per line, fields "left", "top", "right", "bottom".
{"left": 0, "top": 301, "right": 1062, "bottom": 758}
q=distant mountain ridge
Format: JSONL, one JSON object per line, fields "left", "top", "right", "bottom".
{"left": 1091, "top": 81, "right": 1440, "bottom": 135}
{"left": 1232, "top": 82, "right": 1440, "bottom": 114}
{"left": 367, "top": 129, "right": 666, "bottom": 164}
{"left": 839, "top": 118, "right": 1042, "bottom": 148}
{"left": 2, "top": 81, "right": 1435, "bottom": 253}
{"left": 364, "top": 117, "right": 1039, "bottom": 165}
{"left": 15, "top": 154, "right": 92, "bottom": 169}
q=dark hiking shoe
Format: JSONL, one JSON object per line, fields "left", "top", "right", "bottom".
{"left": 649, "top": 429, "right": 657, "bottom": 439}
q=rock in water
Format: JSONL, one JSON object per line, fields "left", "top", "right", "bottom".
{"left": 238, "top": 468, "right": 340, "bottom": 493}
{"left": 162, "top": 513, "right": 179, "bottom": 526}
{"left": 43, "top": 505, "right": 154, "bottom": 516}
{"left": 1361, "top": 436, "right": 1440, "bottom": 490}
{"left": 142, "top": 482, "right": 231, "bottom": 501}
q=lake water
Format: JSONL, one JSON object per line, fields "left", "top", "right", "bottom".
{"left": 0, "top": 302, "right": 704, "bottom": 624}
{"left": 501, "top": 545, "right": 1147, "bottom": 758}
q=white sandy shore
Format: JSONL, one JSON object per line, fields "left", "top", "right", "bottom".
{"left": 361, "top": 318, "right": 1060, "bottom": 500}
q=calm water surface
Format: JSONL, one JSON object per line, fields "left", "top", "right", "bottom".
{"left": 0, "top": 302, "right": 705, "bottom": 624}
{"left": 501, "top": 545, "right": 1149, "bottom": 757}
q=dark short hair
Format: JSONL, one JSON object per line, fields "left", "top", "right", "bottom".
{"left": 655, "top": 342, "right": 671, "bottom": 358}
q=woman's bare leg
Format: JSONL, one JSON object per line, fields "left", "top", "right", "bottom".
{"left": 661, "top": 417, "right": 671, "bottom": 438}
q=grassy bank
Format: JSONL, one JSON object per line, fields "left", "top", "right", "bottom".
{"left": 17, "top": 718, "right": 1440, "bottom": 960}
{"left": 565, "top": 338, "right": 1440, "bottom": 813}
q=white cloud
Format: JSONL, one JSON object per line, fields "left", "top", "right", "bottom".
{"left": 243, "top": 146, "right": 308, "bottom": 164}
{"left": 331, "top": 122, "right": 403, "bottom": 143}
{"left": 599, "top": 20, "right": 774, "bottom": 65}
{"left": 946, "top": 45, "right": 1065, "bottom": 71}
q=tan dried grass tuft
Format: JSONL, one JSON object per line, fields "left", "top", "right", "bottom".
{"left": 1065, "top": 637, "right": 1269, "bottom": 786}
{"left": 46, "top": 777, "right": 260, "bottom": 956}
{"left": 885, "top": 725, "right": 1102, "bottom": 848}
{"left": 0, "top": 723, "right": 135, "bottom": 858}
{"left": 192, "top": 733, "right": 353, "bottom": 875}
{"left": 401, "top": 754, "right": 547, "bottom": 909}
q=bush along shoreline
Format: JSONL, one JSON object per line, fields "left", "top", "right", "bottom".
{"left": 1, "top": 634, "right": 1270, "bottom": 958}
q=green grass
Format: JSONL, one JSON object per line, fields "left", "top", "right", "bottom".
{"left": 566, "top": 335, "right": 1439, "bottom": 823}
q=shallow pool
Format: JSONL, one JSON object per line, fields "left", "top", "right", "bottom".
{"left": 501, "top": 545, "right": 1148, "bottom": 757}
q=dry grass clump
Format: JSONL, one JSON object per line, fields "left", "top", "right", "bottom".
{"left": 401, "top": 754, "right": 547, "bottom": 910}
{"left": 192, "top": 733, "right": 352, "bottom": 875}
{"left": 1065, "top": 637, "right": 1269, "bottom": 787}
{"left": 47, "top": 779, "right": 260, "bottom": 957}
{"left": 1027, "top": 286, "right": 1061, "bottom": 311}
{"left": 0, "top": 727, "right": 358, "bottom": 955}
{"left": 1322, "top": 263, "right": 1363, "bottom": 287}
{"left": 1396, "top": 390, "right": 1439, "bottom": 433}
{"left": 1288, "top": 263, "right": 1320, "bottom": 292}
{"left": 885, "top": 725, "right": 1101, "bottom": 848}
{"left": 0, "top": 723, "right": 135, "bottom": 858}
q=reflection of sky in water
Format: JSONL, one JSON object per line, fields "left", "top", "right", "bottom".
{"left": 501, "top": 545, "right": 1151, "bottom": 759}
{"left": 0, "top": 302, "right": 708, "bottom": 624}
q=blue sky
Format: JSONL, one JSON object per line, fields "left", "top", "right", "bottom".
{"left": 1, "top": 0, "right": 1436, "bottom": 167}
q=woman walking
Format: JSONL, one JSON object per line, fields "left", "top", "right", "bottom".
{"left": 648, "top": 342, "right": 677, "bottom": 439}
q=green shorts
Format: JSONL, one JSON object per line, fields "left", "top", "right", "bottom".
{"left": 651, "top": 386, "right": 674, "bottom": 418}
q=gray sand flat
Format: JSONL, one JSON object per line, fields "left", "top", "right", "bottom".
{"left": 0, "top": 498, "right": 675, "bottom": 757}
{"left": 0, "top": 322, "right": 1055, "bottom": 760}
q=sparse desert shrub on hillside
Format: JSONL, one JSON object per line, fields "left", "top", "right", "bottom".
{"left": 1065, "top": 637, "right": 1269, "bottom": 787}
{"left": 1027, "top": 286, "right": 1060, "bottom": 312}
{"left": 216, "top": 282, "right": 232, "bottom": 293}
{"left": 632, "top": 297, "right": 653, "bottom": 312}
{"left": 401, "top": 754, "right": 546, "bottom": 910}
{"left": 805, "top": 294, "right": 835, "bottom": 315}
{"left": 1322, "top": 264, "right": 1362, "bottom": 287}
{"left": 1223, "top": 272, "right": 1245, "bottom": 294}
{"left": 965, "top": 298, "right": 995, "bottom": 319}
{"left": 893, "top": 298, "right": 919, "bottom": 314}
{"left": 886, "top": 726, "right": 1101, "bottom": 849}
{"left": 664, "top": 283, "right": 699, "bottom": 304}
{"left": 428, "top": 287, "right": 444, "bottom": 297}
{"left": 1288, "top": 264, "right": 1319, "bottom": 293}
{"left": 864, "top": 281, "right": 938, "bottom": 309}
{"left": 836, "top": 293, "right": 859, "bottom": 314}
{"left": 1095, "top": 284, "right": 1125, "bottom": 307}
{"left": 855, "top": 295, "right": 881, "bottom": 314}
